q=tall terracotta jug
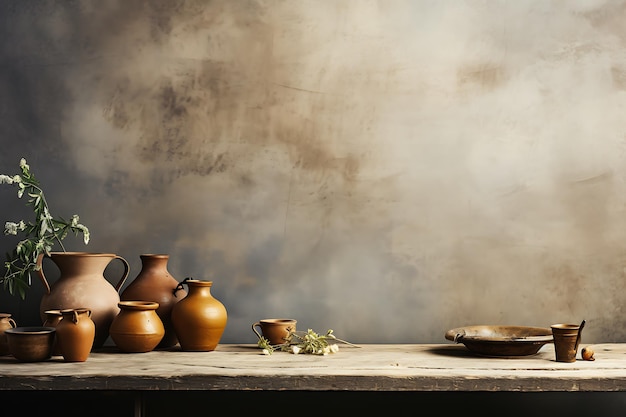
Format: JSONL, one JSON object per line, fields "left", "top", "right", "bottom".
{"left": 37, "top": 252, "right": 130, "bottom": 349}
{"left": 171, "top": 278, "right": 227, "bottom": 352}
{"left": 56, "top": 308, "right": 96, "bottom": 362}
{"left": 120, "top": 254, "right": 186, "bottom": 348}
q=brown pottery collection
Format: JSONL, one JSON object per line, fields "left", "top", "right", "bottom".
{"left": 171, "top": 278, "right": 228, "bottom": 352}
{"left": 3, "top": 253, "right": 234, "bottom": 361}
{"left": 37, "top": 252, "right": 130, "bottom": 349}
{"left": 120, "top": 254, "right": 185, "bottom": 348}
{"left": 110, "top": 301, "right": 165, "bottom": 353}
{"left": 1, "top": 249, "right": 588, "bottom": 364}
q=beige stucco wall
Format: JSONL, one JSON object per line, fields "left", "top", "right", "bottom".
{"left": 1, "top": 0, "right": 625, "bottom": 344}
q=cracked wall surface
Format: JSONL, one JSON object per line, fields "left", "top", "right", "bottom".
{"left": 1, "top": 0, "right": 625, "bottom": 344}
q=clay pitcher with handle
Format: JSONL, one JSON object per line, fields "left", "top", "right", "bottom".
{"left": 120, "top": 254, "right": 185, "bottom": 348}
{"left": 37, "top": 252, "right": 130, "bottom": 349}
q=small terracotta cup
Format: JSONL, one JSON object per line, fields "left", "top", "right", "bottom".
{"left": 252, "top": 318, "right": 296, "bottom": 345}
{"left": 551, "top": 323, "right": 582, "bottom": 363}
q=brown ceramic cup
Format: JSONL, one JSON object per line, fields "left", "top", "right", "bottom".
{"left": 252, "top": 318, "right": 296, "bottom": 345}
{"left": 551, "top": 323, "right": 581, "bottom": 363}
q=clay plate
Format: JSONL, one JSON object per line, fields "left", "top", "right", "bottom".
{"left": 445, "top": 325, "right": 554, "bottom": 357}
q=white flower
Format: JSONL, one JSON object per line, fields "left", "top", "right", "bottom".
{"left": 19, "top": 158, "right": 28, "bottom": 170}
{"left": 0, "top": 175, "right": 14, "bottom": 184}
{"left": 4, "top": 222, "right": 18, "bottom": 235}
{"left": 79, "top": 226, "right": 90, "bottom": 244}
{"left": 291, "top": 345, "right": 301, "bottom": 354}
{"left": 39, "top": 210, "right": 52, "bottom": 237}
{"left": 262, "top": 349, "right": 271, "bottom": 355}
{"left": 4, "top": 221, "right": 26, "bottom": 236}
{"left": 330, "top": 344, "right": 339, "bottom": 353}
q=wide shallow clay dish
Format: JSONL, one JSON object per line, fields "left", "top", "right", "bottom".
{"left": 445, "top": 325, "right": 553, "bottom": 357}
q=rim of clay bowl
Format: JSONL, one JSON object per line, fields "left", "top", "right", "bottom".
{"left": 5, "top": 326, "right": 56, "bottom": 335}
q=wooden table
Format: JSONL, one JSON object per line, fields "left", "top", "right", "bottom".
{"left": 1, "top": 343, "right": 625, "bottom": 416}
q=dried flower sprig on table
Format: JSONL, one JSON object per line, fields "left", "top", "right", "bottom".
{"left": 0, "top": 158, "right": 90, "bottom": 298}
{"left": 258, "top": 328, "right": 359, "bottom": 355}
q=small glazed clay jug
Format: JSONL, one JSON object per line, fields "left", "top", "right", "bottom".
{"left": 56, "top": 308, "right": 96, "bottom": 362}
{"left": 171, "top": 278, "right": 227, "bottom": 352}
{"left": 42, "top": 309, "right": 63, "bottom": 356}
{"left": 0, "top": 313, "right": 17, "bottom": 356}
{"left": 110, "top": 301, "right": 165, "bottom": 353}
{"left": 120, "top": 254, "right": 185, "bottom": 348}
{"left": 37, "top": 252, "right": 130, "bottom": 348}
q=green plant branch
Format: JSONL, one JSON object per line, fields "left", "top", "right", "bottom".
{"left": 257, "top": 328, "right": 360, "bottom": 355}
{"left": 1, "top": 158, "right": 90, "bottom": 299}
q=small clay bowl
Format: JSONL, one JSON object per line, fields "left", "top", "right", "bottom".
{"left": 5, "top": 326, "right": 56, "bottom": 362}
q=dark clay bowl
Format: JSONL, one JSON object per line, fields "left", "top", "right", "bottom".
{"left": 445, "top": 325, "right": 554, "bottom": 357}
{"left": 5, "top": 326, "right": 56, "bottom": 362}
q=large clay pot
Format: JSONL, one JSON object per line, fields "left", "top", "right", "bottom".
{"left": 56, "top": 308, "right": 95, "bottom": 362}
{"left": 120, "top": 254, "right": 185, "bottom": 348}
{"left": 0, "top": 313, "right": 17, "bottom": 356}
{"left": 110, "top": 301, "right": 165, "bottom": 353}
{"left": 171, "top": 279, "right": 227, "bottom": 352}
{"left": 37, "top": 252, "right": 130, "bottom": 349}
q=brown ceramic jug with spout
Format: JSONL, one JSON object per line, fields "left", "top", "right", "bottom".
{"left": 37, "top": 252, "right": 130, "bottom": 349}
{"left": 120, "top": 254, "right": 185, "bottom": 348}
{"left": 171, "top": 278, "right": 227, "bottom": 351}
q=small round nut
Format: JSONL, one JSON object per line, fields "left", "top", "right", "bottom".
{"left": 581, "top": 346, "right": 595, "bottom": 361}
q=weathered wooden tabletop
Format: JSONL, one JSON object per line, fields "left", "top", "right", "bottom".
{"left": 1, "top": 343, "right": 625, "bottom": 392}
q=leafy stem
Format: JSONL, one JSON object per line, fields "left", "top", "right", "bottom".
{"left": 1, "top": 158, "right": 90, "bottom": 299}
{"left": 257, "top": 328, "right": 359, "bottom": 355}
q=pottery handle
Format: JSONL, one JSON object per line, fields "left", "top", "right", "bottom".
{"left": 35, "top": 253, "right": 51, "bottom": 295}
{"left": 112, "top": 256, "right": 131, "bottom": 292}
{"left": 252, "top": 322, "right": 263, "bottom": 340}
{"left": 575, "top": 319, "right": 586, "bottom": 353}
{"left": 8, "top": 318, "right": 16, "bottom": 329}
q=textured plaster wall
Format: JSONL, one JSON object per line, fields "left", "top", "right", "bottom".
{"left": 1, "top": 0, "right": 625, "bottom": 344}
